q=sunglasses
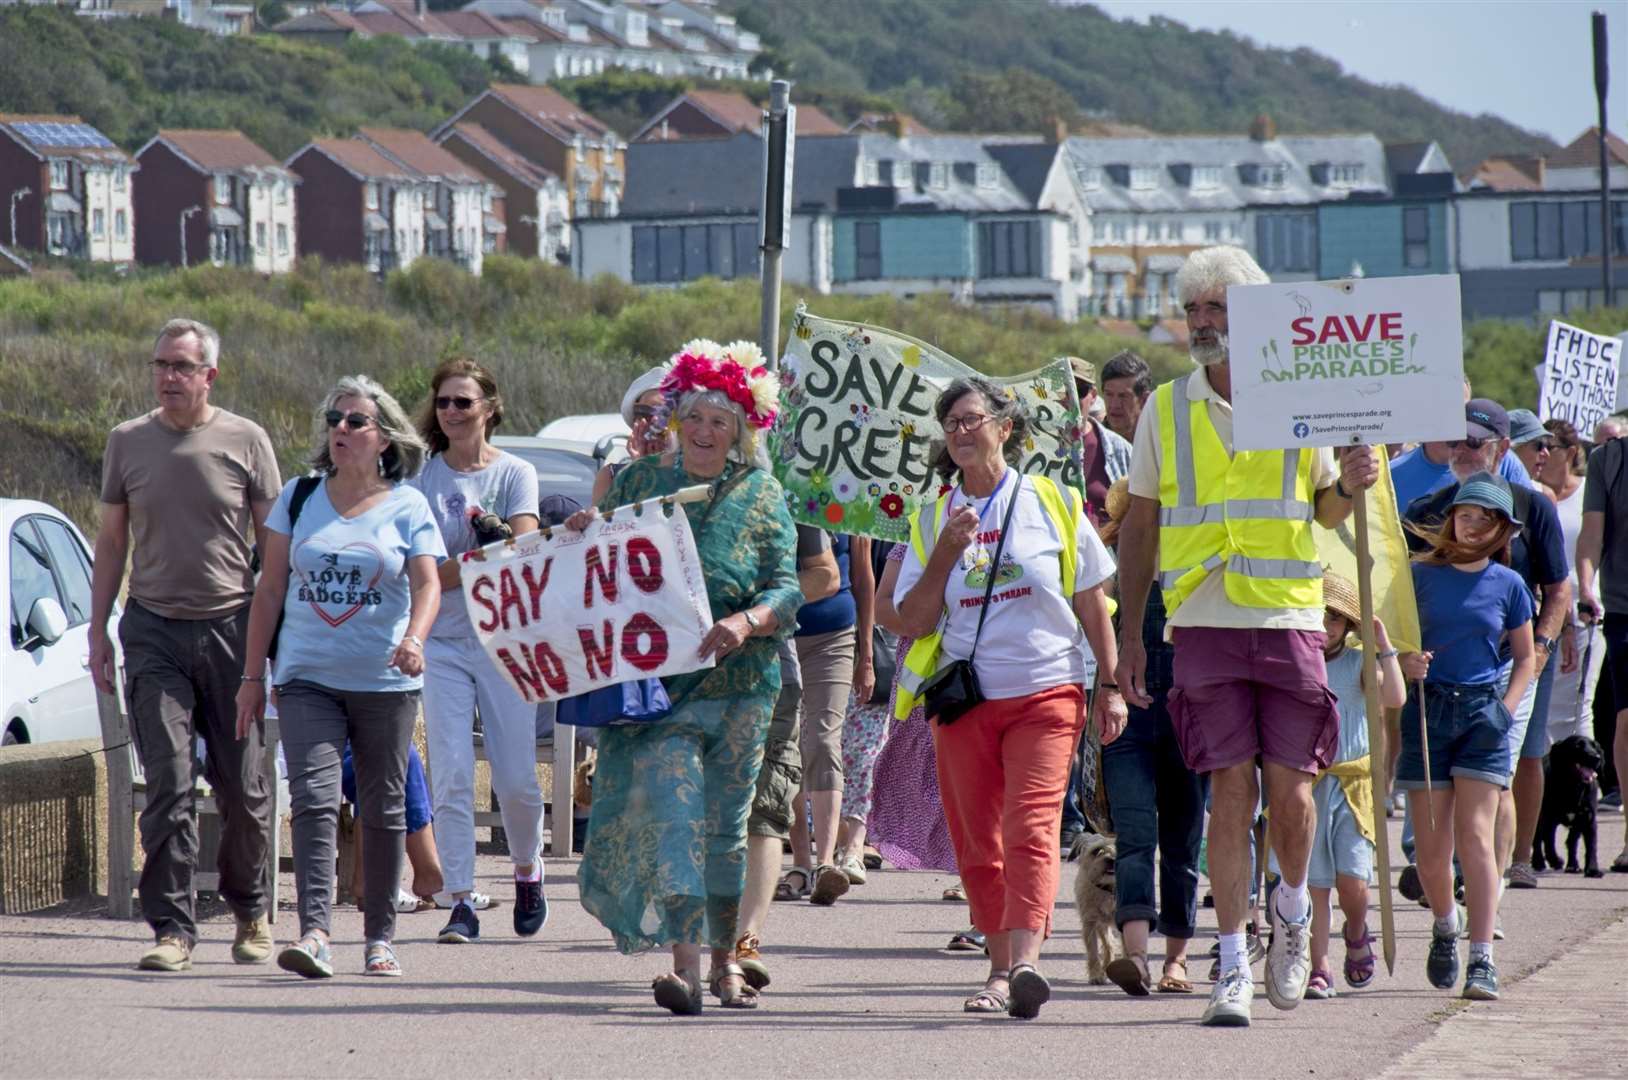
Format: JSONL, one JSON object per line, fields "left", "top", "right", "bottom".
{"left": 435, "top": 395, "right": 483, "bottom": 411}
{"left": 631, "top": 404, "right": 660, "bottom": 421}
{"left": 1531, "top": 438, "right": 1557, "bottom": 452}
{"left": 325, "top": 410, "right": 375, "bottom": 432}
{"left": 1447, "top": 435, "right": 1489, "bottom": 450}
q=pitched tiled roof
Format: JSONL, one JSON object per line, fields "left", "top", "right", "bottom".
{"left": 849, "top": 113, "right": 935, "bottom": 137}
{"left": 435, "top": 10, "right": 521, "bottom": 39}
{"left": 273, "top": 9, "right": 369, "bottom": 34}
{"left": 439, "top": 123, "right": 557, "bottom": 189}
{"left": 1466, "top": 155, "right": 1545, "bottom": 192}
{"left": 635, "top": 90, "right": 843, "bottom": 141}
{"left": 486, "top": 84, "right": 614, "bottom": 140}
{"left": 358, "top": 128, "right": 483, "bottom": 183}
{"left": 1546, "top": 127, "right": 1628, "bottom": 168}
{"left": 0, "top": 113, "right": 132, "bottom": 164}
{"left": 150, "top": 129, "right": 291, "bottom": 176}
{"left": 983, "top": 143, "right": 1060, "bottom": 205}
{"left": 298, "top": 138, "right": 414, "bottom": 181}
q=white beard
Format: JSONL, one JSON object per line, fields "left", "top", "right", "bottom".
{"left": 1190, "top": 333, "right": 1229, "bottom": 367}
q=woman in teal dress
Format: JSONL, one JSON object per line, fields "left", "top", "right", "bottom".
{"left": 568, "top": 341, "right": 800, "bottom": 1015}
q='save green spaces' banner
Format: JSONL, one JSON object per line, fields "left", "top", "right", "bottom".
{"left": 770, "top": 304, "right": 1087, "bottom": 541}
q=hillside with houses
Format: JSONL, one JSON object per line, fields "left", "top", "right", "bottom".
{"left": 0, "top": 0, "right": 1623, "bottom": 331}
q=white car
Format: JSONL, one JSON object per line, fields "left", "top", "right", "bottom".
{"left": 534, "top": 414, "right": 630, "bottom": 465}
{"left": 2, "top": 499, "right": 109, "bottom": 746}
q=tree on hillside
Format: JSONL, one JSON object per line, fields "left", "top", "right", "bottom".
{"left": 941, "top": 68, "right": 1082, "bottom": 135}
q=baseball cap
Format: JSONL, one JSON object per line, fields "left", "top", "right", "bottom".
{"left": 1465, "top": 398, "right": 1510, "bottom": 440}
{"left": 1506, "top": 408, "right": 1546, "bottom": 446}
{"left": 1451, "top": 470, "right": 1522, "bottom": 526}
{"left": 538, "top": 493, "right": 583, "bottom": 527}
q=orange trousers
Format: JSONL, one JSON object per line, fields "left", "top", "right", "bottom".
{"left": 933, "top": 683, "right": 1086, "bottom": 935}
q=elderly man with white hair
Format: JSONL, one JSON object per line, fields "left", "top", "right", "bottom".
{"left": 1114, "top": 247, "right": 1380, "bottom": 1026}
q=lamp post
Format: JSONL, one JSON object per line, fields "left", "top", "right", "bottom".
{"left": 518, "top": 213, "right": 539, "bottom": 259}
{"left": 8, "top": 187, "right": 30, "bottom": 248}
{"left": 179, "top": 204, "right": 202, "bottom": 268}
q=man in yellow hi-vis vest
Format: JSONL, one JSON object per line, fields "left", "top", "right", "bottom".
{"left": 1114, "top": 247, "right": 1380, "bottom": 1028}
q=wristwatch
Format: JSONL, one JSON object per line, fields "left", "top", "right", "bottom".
{"left": 1534, "top": 634, "right": 1556, "bottom": 654}
{"left": 741, "top": 610, "right": 760, "bottom": 635}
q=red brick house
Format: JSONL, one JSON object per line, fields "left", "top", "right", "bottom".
{"left": 286, "top": 138, "right": 422, "bottom": 274}
{"left": 134, "top": 129, "right": 298, "bottom": 272}
{"left": 0, "top": 114, "right": 135, "bottom": 263}
{"left": 356, "top": 127, "right": 495, "bottom": 273}
{"left": 436, "top": 122, "right": 565, "bottom": 262}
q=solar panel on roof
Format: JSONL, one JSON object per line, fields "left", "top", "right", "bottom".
{"left": 12, "top": 120, "right": 114, "bottom": 149}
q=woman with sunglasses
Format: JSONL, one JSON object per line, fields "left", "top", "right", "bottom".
{"left": 409, "top": 358, "right": 546, "bottom": 946}
{"left": 591, "top": 365, "right": 676, "bottom": 504}
{"left": 235, "top": 375, "right": 443, "bottom": 978}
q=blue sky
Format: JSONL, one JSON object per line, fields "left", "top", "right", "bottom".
{"left": 1089, "top": 0, "right": 1626, "bottom": 148}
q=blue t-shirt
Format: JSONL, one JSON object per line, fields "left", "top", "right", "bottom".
{"left": 268, "top": 479, "right": 445, "bottom": 692}
{"left": 1390, "top": 446, "right": 1532, "bottom": 511}
{"left": 796, "top": 532, "right": 856, "bottom": 636}
{"left": 1411, "top": 560, "right": 1534, "bottom": 686}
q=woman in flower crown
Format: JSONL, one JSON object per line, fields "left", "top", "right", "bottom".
{"left": 566, "top": 339, "right": 802, "bottom": 1015}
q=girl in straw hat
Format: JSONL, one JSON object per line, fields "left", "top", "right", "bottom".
{"left": 1286, "top": 570, "right": 1405, "bottom": 999}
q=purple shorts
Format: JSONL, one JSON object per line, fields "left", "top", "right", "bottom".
{"left": 1166, "top": 627, "right": 1340, "bottom": 775}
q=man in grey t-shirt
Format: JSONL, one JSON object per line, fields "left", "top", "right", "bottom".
{"left": 1577, "top": 428, "right": 1628, "bottom": 864}
{"left": 89, "top": 318, "right": 282, "bottom": 973}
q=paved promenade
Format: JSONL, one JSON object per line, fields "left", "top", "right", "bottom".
{"left": 3, "top": 814, "right": 1625, "bottom": 1079}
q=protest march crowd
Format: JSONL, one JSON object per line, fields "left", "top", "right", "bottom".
{"left": 84, "top": 244, "right": 1628, "bottom": 1025}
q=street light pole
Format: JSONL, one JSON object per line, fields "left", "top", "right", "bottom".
{"left": 757, "top": 79, "right": 794, "bottom": 369}
{"left": 179, "top": 204, "right": 202, "bottom": 268}
{"left": 8, "top": 187, "right": 30, "bottom": 248}
{"left": 519, "top": 213, "right": 540, "bottom": 259}
{"left": 1592, "top": 11, "right": 1612, "bottom": 303}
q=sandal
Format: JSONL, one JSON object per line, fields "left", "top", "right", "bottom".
{"left": 709, "top": 962, "right": 760, "bottom": 1009}
{"left": 942, "top": 882, "right": 967, "bottom": 902}
{"left": 1007, "top": 963, "right": 1051, "bottom": 1020}
{"left": 1105, "top": 953, "right": 1151, "bottom": 997}
{"left": 1304, "top": 968, "right": 1335, "bottom": 999}
{"left": 276, "top": 934, "right": 333, "bottom": 980}
{"left": 810, "top": 863, "right": 850, "bottom": 906}
{"left": 773, "top": 866, "right": 811, "bottom": 902}
{"left": 1156, "top": 958, "right": 1193, "bottom": 994}
{"left": 946, "top": 928, "right": 986, "bottom": 953}
{"left": 963, "top": 971, "right": 1009, "bottom": 1013}
{"left": 652, "top": 969, "right": 702, "bottom": 1015}
{"left": 363, "top": 940, "right": 402, "bottom": 977}
{"left": 734, "top": 932, "right": 770, "bottom": 990}
{"left": 1342, "top": 923, "right": 1377, "bottom": 989}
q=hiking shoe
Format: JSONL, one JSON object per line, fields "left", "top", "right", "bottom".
{"left": 513, "top": 875, "right": 547, "bottom": 938}
{"left": 1200, "top": 968, "right": 1253, "bottom": 1027}
{"left": 231, "top": 914, "right": 273, "bottom": 965}
{"left": 138, "top": 935, "right": 192, "bottom": 972}
{"left": 1265, "top": 905, "right": 1311, "bottom": 1011}
{"left": 1506, "top": 862, "right": 1538, "bottom": 889}
{"left": 1462, "top": 956, "right": 1499, "bottom": 1000}
{"left": 438, "top": 900, "right": 480, "bottom": 944}
{"left": 1426, "top": 924, "right": 1460, "bottom": 989}
{"left": 1398, "top": 863, "right": 1425, "bottom": 904}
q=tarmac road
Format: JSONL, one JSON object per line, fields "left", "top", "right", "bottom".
{"left": 2, "top": 811, "right": 1625, "bottom": 1079}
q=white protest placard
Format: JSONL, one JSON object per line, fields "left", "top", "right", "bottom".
{"left": 460, "top": 500, "right": 715, "bottom": 704}
{"left": 1226, "top": 274, "right": 1466, "bottom": 450}
{"left": 1538, "top": 320, "right": 1623, "bottom": 436}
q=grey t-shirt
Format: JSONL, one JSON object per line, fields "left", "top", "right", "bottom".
{"left": 778, "top": 525, "right": 831, "bottom": 687}
{"left": 411, "top": 451, "right": 539, "bottom": 640}
{"left": 1582, "top": 437, "right": 1628, "bottom": 615}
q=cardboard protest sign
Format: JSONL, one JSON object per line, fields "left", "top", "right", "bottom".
{"left": 769, "top": 304, "right": 1085, "bottom": 542}
{"left": 1226, "top": 275, "right": 1465, "bottom": 450}
{"left": 1538, "top": 320, "right": 1623, "bottom": 436}
{"left": 460, "top": 502, "right": 714, "bottom": 704}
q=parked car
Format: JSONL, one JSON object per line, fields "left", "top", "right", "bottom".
{"left": 490, "top": 436, "right": 599, "bottom": 515}
{"left": 533, "top": 414, "right": 630, "bottom": 466}
{"left": 3, "top": 499, "right": 110, "bottom": 746}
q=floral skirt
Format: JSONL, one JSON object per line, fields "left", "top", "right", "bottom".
{"left": 578, "top": 692, "right": 772, "bottom": 954}
{"left": 841, "top": 689, "right": 892, "bottom": 821}
{"left": 865, "top": 713, "right": 959, "bottom": 873}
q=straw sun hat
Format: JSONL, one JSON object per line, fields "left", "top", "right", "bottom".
{"left": 1322, "top": 569, "right": 1362, "bottom": 627}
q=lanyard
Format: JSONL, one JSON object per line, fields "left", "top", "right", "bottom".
{"left": 953, "top": 467, "right": 1013, "bottom": 535}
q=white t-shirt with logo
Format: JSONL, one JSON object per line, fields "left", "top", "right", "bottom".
{"left": 894, "top": 470, "right": 1115, "bottom": 700}
{"left": 411, "top": 452, "right": 539, "bottom": 641}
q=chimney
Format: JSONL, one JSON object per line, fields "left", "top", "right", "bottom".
{"left": 1046, "top": 115, "right": 1069, "bottom": 145}
{"left": 884, "top": 114, "right": 906, "bottom": 139}
{"left": 1249, "top": 113, "right": 1277, "bottom": 142}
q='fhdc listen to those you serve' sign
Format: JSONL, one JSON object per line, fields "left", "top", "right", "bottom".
{"left": 1226, "top": 274, "right": 1466, "bottom": 450}
{"left": 1539, "top": 320, "right": 1623, "bottom": 437}
{"left": 460, "top": 504, "right": 715, "bottom": 704}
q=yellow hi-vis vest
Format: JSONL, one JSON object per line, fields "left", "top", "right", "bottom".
{"left": 892, "top": 473, "right": 1079, "bottom": 720}
{"left": 1155, "top": 375, "right": 1323, "bottom": 616}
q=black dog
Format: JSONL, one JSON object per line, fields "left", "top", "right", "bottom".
{"left": 1534, "top": 735, "right": 1605, "bottom": 878}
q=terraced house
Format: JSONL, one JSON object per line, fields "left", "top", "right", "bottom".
{"left": 0, "top": 114, "right": 135, "bottom": 264}
{"left": 133, "top": 129, "right": 298, "bottom": 272}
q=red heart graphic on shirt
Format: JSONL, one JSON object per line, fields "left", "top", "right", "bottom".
{"left": 293, "top": 540, "right": 385, "bottom": 628}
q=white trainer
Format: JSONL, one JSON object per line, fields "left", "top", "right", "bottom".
{"left": 1265, "top": 903, "right": 1312, "bottom": 1010}
{"left": 1201, "top": 967, "right": 1253, "bottom": 1027}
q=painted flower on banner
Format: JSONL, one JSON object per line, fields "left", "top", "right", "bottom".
{"left": 867, "top": 482, "right": 883, "bottom": 497}
{"left": 880, "top": 493, "right": 905, "bottom": 519}
{"left": 832, "top": 473, "right": 859, "bottom": 502}
{"left": 810, "top": 467, "right": 828, "bottom": 489}
{"left": 850, "top": 403, "right": 874, "bottom": 427}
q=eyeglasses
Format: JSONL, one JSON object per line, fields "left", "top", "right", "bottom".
{"left": 631, "top": 405, "right": 660, "bottom": 421}
{"left": 150, "top": 359, "right": 208, "bottom": 378}
{"left": 435, "top": 395, "right": 484, "bottom": 411}
{"left": 1531, "top": 438, "right": 1557, "bottom": 453}
{"left": 1447, "top": 435, "right": 1489, "bottom": 451}
{"left": 942, "top": 413, "right": 994, "bottom": 435}
{"left": 325, "top": 410, "right": 375, "bottom": 432}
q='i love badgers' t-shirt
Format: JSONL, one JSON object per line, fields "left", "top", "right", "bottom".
{"left": 266, "top": 478, "right": 444, "bottom": 692}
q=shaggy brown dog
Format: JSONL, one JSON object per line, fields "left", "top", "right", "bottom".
{"left": 1069, "top": 832, "right": 1120, "bottom": 984}
{"left": 572, "top": 752, "right": 596, "bottom": 813}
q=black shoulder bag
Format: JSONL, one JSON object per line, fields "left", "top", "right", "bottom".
{"left": 921, "top": 478, "right": 1021, "bottom": 726}
{"left": 266, "top": 475, "right": 321, "bottom": 663}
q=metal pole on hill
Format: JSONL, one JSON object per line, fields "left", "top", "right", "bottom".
{"left": 759, "top": 79, "right": 795, "bottom": 368}
{"left": 1593, "top": 12, "right": 1612, "bottom": 303}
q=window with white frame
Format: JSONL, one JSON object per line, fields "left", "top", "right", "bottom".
{"left": 49, "top": 160, "right": 69, "bottom": 190}
{"left": 1226, "top": 220, "right": 1240, "bottom": 240}
{"left": 1129, "top": 165, "right": 1160, "bottom": 190}
{"left": 1191, "top": 164, "right": 1222, "bottom": 190}
{"left": 1403, "top": 206, "right": 1431, "bottom": 268}
{"left": 113, "top": 166, "right": 126, "bottom": 191}
{"left": 929, "top": 162, "right": 949, "bottom": 189}
{"left": 1110, "top": 218, "right": 1128, "bottom": 242}
{"left": 1330, "top": 163, "right": 1365, "bottom": 187}
{"left": 214, "top": 174, "right": 230, "bottom": 205}
{"left": 975, "top": 163, "right": 998, "bottom": 189}
{"left": 1204, "top": 220, "right": 1222, "bottom": 241}
{"left": 277, "top": 223, "right": 289, "bottom": 255}
{"left": 92, "top": 208, "right": 104, "bottom": 237}
{"left": 1255, "top": 164, "right": 1287, "bottom": 189}
{"left": 277, "top": 182, "right": 289, "bottom": 205}
{"left": 365, "top": 182, "right": 379, "bottom": 210}
{"left": 1076, "top": 164, "right": 1102, "bottom": 189}
{"left": 115, "top": 209, "right": 126, "bottom": 240}
{"left": 255, "top": 222, "right": 267, "bottom": 250}
{"left": 862, "top": 158, "right": 881, "bottom": 186}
